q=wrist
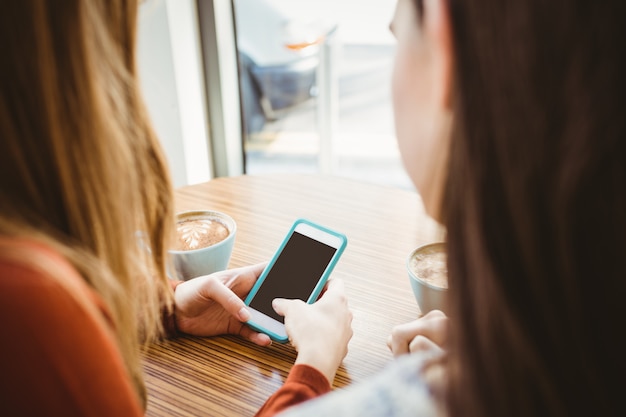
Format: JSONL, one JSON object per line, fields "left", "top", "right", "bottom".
{"left": 294, "top": 349, "right": 339, "bottom": 385}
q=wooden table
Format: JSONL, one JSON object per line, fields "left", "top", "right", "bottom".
{"left": 143, "top": 174, "right": 443, "bottom": 416}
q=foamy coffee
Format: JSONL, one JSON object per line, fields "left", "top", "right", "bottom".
{"left": 169, "top": 210, "right": 237, "bottom": 281}
{"left": 174, "top": 218, "right": 229, "bottom": 251}
{"left": 410, "top": 248, "right": 448, "bottom": 289}
{"left": 407, "top": 242, "right": 448, "bottom": 314}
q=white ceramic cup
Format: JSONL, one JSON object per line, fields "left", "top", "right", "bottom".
{"left": 169, "top": 210, "right": 237, "bottom": 281}
{"left": 407, "top": 242, "right": 448, "bottom": 314}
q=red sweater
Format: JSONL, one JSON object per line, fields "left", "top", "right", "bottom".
{"left": 0, "top": 239, "right": 329, "bottom": 416}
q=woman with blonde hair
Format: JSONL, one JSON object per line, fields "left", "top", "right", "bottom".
{"left": 0, "top": 1, "right": 352, "bottom": 415}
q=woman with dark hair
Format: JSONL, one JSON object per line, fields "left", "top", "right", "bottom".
{"left": 261, "top": 0, "right": 626, "bottom": 415}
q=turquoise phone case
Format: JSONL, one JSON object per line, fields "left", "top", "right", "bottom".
{"left": 244, "top": 218, "right": 348, "bottom": 342}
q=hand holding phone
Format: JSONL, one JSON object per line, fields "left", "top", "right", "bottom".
{"left": 244, "top": 219, "right": 348, "bottom": 342}
{"left": 273, "top": 278, "right": 353, "bottom": 383}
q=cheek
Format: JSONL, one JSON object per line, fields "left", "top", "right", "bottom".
{"left": 392, "top": 44, "right": 428, "bottom": 186}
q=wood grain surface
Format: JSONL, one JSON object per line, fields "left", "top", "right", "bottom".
{"left": 143, "top": 174, "right": 443, "bottom": 416}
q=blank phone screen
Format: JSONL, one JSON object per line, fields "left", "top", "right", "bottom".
{"left": 250, "top": 231, "right": 337, "bottom": 322}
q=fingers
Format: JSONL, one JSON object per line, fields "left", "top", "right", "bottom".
{"left": 316, "top": 277, "right": 336, "bottom": 299}
{"left": 225, "top": 318, "right": 272, "bottom": 346}
{"left": 408, "top": 335, "right": 443, "bottom": 354}
{"left": 272, "top": 279, "right": 346, "bottom": 316}
{"left": 272, "top": 298, "right": 304, "bottom": 317}
{"left": 388, "top": 310, "right": 448, "bottom": 357}
{"left": 218, "top": 262, "right": 268, "bottom": 296}
{"left": 173, "top": 264, "right": 274, "bottom": 338}
{"left": 238, "top": 324, "right": 272, "bottom": 347}
{"left": 323, "top": 278, "right": 344, "bottom": 293}
{"left": 197, "top": 263, "right": 269, "bottom": 321}
{"left": 199, "top": 277, "right": 250, "bottom": 322}
{"left": 316, "top": 279, "right": 346, "bottom": 304}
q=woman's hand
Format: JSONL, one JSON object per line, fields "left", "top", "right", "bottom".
{"left": 387, "top": 310, "right": 449, "bottom": 357}
{"left": 174, "top": 263, "right": 272, "bottom": 346}
{"left": 272, "top": 279, "right": 353, "bottom": 384}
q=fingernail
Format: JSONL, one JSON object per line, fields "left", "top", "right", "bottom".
{"left": 260, "top": 334, "right": 272, "bottom": 346}
{"left": 238, "top": 307, "right": 250, "bottom": 321}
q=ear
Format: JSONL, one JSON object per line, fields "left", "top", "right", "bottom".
{"left": 423, "top": 0, "right": 454, "bottom": 110}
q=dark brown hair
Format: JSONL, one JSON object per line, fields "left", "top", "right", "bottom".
{"left": 429, "top": 0, "right": 626, "bottom": 415}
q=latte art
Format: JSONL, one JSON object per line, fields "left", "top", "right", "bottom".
{"left": 174, "top": 218, "right": 229, "bottom": 251}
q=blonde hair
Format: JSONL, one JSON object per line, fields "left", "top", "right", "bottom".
{"left": 0, "top": 0, "right": 174, "bottom": 404}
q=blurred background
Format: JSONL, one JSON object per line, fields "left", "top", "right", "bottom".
{"left": 137, "top": 0, "right": 412, "bottom": 190}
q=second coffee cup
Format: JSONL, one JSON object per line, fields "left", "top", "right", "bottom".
{"left": 407, "top": 242, "right": 448, "bottom": 314}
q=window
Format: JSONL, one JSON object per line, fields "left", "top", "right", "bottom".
{"left": 234, "top": 0, "right": 412, "bottom": 189}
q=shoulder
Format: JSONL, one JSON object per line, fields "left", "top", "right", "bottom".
{"left": 0, "top": 237, "right": 117, "bottom": 369}
{"left": 0, "top": 238, "right": 142, "bottom": 415}
{"left": 0, "top": 238, "right": 109, "bottom": 324}
{"left": 279, "top": 353, "right": 443, "bottom": 417}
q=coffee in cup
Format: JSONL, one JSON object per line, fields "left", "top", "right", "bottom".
{"left": 169, "top": 210, "right": 236, "bottom": 281}
{"left": 174, "top": 217, "right": 230, "bottom": 251}
{"left": 407, "top": 242, "right": 448, "bottom": 314}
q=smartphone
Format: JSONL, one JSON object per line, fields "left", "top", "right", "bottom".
{"left": 244, "top": 218, "right": 348, "bottom": 343}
